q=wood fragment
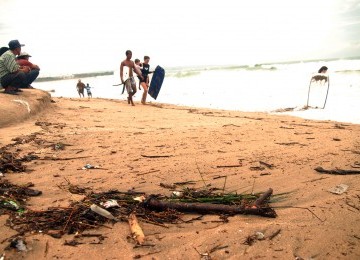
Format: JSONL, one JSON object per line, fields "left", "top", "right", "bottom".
{"left": 254, "top": 188, "right": 273, "bottom": 208}
{"left": 128, "top": 213, "right": 145, "bottom": 245}
{"left": 141, "top": 154, "right": 172, "bottom": 158}
{"left": 315, "top": 166, "right": 360, "bottom": 175}
{"left": 44, "top": 240, "right": 49, "bottom": 257}
{"left": 216, "top": 164, "right": 242, "bottom": 168}
{"left": 41, "top": 156, "right": 90, "bottom": 161}
{"left": 259, "top": 161, "right": 274, "bottom": 169}
{"left": 268, "top": 229, "right": 281, "bottom": 240}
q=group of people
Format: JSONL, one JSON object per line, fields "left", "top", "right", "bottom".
{"left": 76, "top": 79, "right": 92, "bottom": 98}
{"left": 120, "top": 50, "right": 153, "bottom": 106}
{"left": 0, "top": 39, "right": 40, "bottom": 95}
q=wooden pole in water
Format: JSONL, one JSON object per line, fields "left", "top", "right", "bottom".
{"left": 322, "top": 76, "right": 330, "bottom": 109}
{"left": 306, "top": 77, "right": 313, "bottom": 107}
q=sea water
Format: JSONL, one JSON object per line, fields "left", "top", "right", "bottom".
{"left": 34, "top": 58, "right": 360, "bottom": 124}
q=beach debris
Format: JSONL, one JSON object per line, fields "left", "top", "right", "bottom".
{"left": 268, "top": 229, "right": 282, "bottom": 240}
{"left": 57, "top": 178, "right": 89, "bottom": 195}
{"left": 160, "top": 183, "right": 176, "bottom": 189}
{"left": 255, "top": 231, "right": 265, "bottom": 240}
{"left": 7, "top": 237, "right": 27, "bottom": 252}
{"left": 0, "top": 149, "right": 27, "bottom": 173}
{"left": 144, "top": 188, "right": 276, "bottom": 218}
{"left": 3, "top": 185, "right": 278, "bottom": 243}
{"left": 171, "top": 191, "right": 183, "bottom": 197}
{"left": 328, "top": 184, "right": 349, "bottom": 195}
{"left": 315, "top": 166, "right": 360, "bottom": 175}
{"left": 133, "top": 196, "right": 146, "bottom": 202}
{"left": 82, "top": 164, "right": 100, "bottom": 170}
{"left": 0, "top": 172, "right": 4, "bottom": 177}
{"left": 53, "top": 142, "right": 66, "bottom": 150}
{"left": 259, "top": 161, "right": 274, "bottom": 169}
{"left": 216, "top": 164, "right": 242, "bottom": 168}
{"left": 100, "top": 199, "right": 120, "bottom": 209}
{"left": 1, "top": 179, "right": 42, "bottom": 214}
{"left": 141, "top": 154, "right": 172, "bottom": 158}
{"left": 128, "top": 213, "right": 145, "bottom": 245}
{"left": 90, "top": 204, "right": 117, "bottom": 221}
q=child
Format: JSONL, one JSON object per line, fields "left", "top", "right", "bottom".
{"left": 85, "top": 83, "right": 92, "bottom": 98}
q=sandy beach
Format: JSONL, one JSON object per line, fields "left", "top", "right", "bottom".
{"left": 0, "top": 89, "right": 359, "bottom": 259}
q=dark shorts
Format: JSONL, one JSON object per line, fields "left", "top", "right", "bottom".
{"left": 139, "top": 76, "right": 148, "bottom": 83}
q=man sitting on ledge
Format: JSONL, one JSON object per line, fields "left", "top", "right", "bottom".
{"left": 0, "top": 40, "right": 31, "bottom": 95}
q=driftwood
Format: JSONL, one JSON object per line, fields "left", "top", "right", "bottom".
{"left": 145, "top": 188, "right": 276, "bottom": 218}
{"left": 128, "top": 213, "right": 145, "bottom": 244}
{"left": 315, "top": 166, "right": 360, "bottom": 175}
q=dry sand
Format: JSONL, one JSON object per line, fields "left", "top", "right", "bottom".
{"left": 0, "top": 89, "right": 359, "bottom": 259}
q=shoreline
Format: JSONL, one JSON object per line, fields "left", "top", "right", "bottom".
{"left": 0, "top": 93, "right": 359, "bottom": 259}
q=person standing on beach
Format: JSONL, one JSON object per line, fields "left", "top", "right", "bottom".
{"left": 85, "top": 83, "right": 92, "bottom": 98}
{"left": 120, "top": 50, "right": 143, "bottom": 106}
{"left": 16, "top": 51, "right": 40, "bottom": 88}
{"left": 76, "top": 79, "right": 85, "bottom": 98}
{"left": 0, "top": 40, "right": 31, "bottom": 95}
{"left": 139, "top": 56, "right": 153, "bottom": 104}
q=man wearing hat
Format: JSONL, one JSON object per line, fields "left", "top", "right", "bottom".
{"left": 16, "top": 51, "right": 40, "bottom": 88}
{"left": 0, "top": 40, "right": 31, "bottom": 94}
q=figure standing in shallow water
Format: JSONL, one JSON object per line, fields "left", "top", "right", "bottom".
{"left": 85, "top": 83, "right": 92, "bottom": 98}
{"left": 76, "top": 79, "right": 85, "bottom": 98}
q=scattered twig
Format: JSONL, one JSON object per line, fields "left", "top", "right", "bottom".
{"left": 141, "top": 154, "right": 172, "bottom": 158}
{"left": 216, "top": 164, "right": 242, "bottom": 168}
{"left": 268, "top": 229, "right": 281, "bottom": 240}
{"left": 41, "top": 156, "right": 90, "bottom": 161}
{"left": 315, "top": 166, "right": 360, "bottom": 175}
{"left": 259, "top": 161, "right": 274, "bottom": 169}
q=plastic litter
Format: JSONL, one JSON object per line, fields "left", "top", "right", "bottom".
{"left": 90, "top": 204, "right": 117, "bottom": 220}
{"left": 82, "top": 164, "right": 100, "bottom": 170}
{"left": 328, "top": 184, "right": 349, "bottom": 194}
{"left": 171, "top": 191, "right": 183, "bottom": 197}
{"left": 100, "top": 199, "right": 119, "bottom": 209}
{"left": 1, "top": 200, "right": 20, "bottom": 211}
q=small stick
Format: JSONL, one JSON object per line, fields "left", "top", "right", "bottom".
{"left": 216, "top": 165, "right": 242, "bottom": 168}
{"left": 141, "top": 154, "right": 172, "bottom": 158}
{"left": 268, "top": 229, "right": 281, "bottom": 240}
{"left": 254, "top": 188, "right": 273, "bottom": 207}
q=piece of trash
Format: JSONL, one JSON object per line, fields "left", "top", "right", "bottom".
{"left": 171, "top": 191, "right": 183, "bottom": 197}
{"left": 54, "top": 143, "right": 65, "bottom": 150}
{"left": 100, "top": 199, "right": 120, "bottom": 209}
{"left": 1, "top": 200, "right": 20, "bottom": 211}
{"left": 0, "top": 172, "right": 4, "bottom": 177}
{"left": 82, "top": 164, "right": 100, "bottom": 170}
{"left": 133, "top": 196, "right": 146, "bottom": 202}
{"left": 328, "top": 184, "right": 349, "bottom": 194}
{"left": 10, "top": 238, "right": 27, "bottom": 252}
{"left": 90, "top": 204, "right": 117, "bottom": 220}
{"left": 255, "top": 231, "right": 265, "bottom": 240}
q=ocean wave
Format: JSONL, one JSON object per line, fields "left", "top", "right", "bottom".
{"left": 334, "top": 69, "right": 360, "bottom": 74}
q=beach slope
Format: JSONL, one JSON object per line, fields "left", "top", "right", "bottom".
{"left": 0, "top": 95, "right": 359, "bottom": 259}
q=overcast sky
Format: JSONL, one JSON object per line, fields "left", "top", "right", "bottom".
{"left": 1, "top": 0, "right": 359, "bottom": 75}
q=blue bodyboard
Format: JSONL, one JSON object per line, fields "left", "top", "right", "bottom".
{"left": 149, "top": 65, "right": 165, "bottom": 100}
